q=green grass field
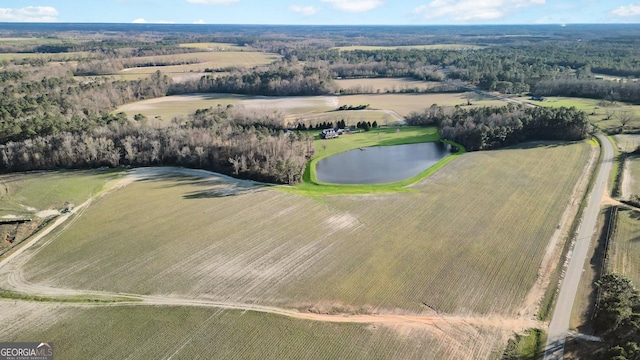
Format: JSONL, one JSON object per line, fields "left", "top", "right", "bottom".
{"left": 0, "top": 169, "right": 122, "bottom": 217}
{"left": 1, "top": 302, "right": 505, "bottom": 360}
{"left": 611, "top": 208, "right": 640, "bottom": 285}
{"left": 23, "top": 140, "right": 590, "bottom": 317}
{"left": 515, "top": 96, "right": 640, "bottom": 131}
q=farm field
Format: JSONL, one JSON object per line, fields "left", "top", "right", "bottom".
{"left": 117, "top": 92, "right": 507, "bottom": 122}
{"left": 0, "top": 301, "right": 505, "bottom": 360}
{"left": 21, "top": 141, "right": 591, "bottom": 317}
{"left": 179, "top": 42, "right": 251, "bottom": 51}
{"left": 116, "top": 51, "right": 280, "bottom": 77}
{"left": 333, "top": 44, "right": 485, "bottom": 51}
{"left": 116, "top": 93, "right": 339, "bottom": 121}
{"left": 340, "top": 93, "right": 506, "bottom": 116}
{"left": 0, "top": 51, "right": 93, "bottom": 61}
{"left": 610, "top": 208, "right": 640, "bottom": 286}
{"left": 335, "top": 78, "right": 441, "bottom": 94}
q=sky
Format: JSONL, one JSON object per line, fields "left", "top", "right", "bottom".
{"left": 0, "top": 0, "right": 639, "bottom": 25}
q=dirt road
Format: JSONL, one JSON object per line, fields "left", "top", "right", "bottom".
{"left": 543, "top": 134, "right": 614, "bottom": 360}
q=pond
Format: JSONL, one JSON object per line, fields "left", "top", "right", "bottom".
{"left": 315, "top": 142, "right": 451, "bottom": 184}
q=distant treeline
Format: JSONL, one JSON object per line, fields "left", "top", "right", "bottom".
{"left": 0, "top": 107, "right": 313, "bottom": 184}
{"left": 407, "top": 104, "right": 592, "bottom": 151}
{"left": 170, "top": 61, "right": 335, "bottom": 96}
{"left": 535, "top": 79, "right": 640, "bottom": 104}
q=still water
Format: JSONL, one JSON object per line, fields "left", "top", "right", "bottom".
{"left": 316, "top": 142, "right": 451, "bottom": 184}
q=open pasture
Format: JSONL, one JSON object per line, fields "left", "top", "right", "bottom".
{"left": 1, "top": 302, "right": 506, "bottom": 360}
{"left": 339, "top": 93, "right": 507, "bottom": 116}
{"left": 23, "top": 141, "right": 590, "bottom": 317}
{"left": 611, "top": 209, "right": 640, "bottom": 285}
{"left": 515, "top": 96, "right": 640, "bottom": 131}
{"left": 335, "top": 78, "right": 441, "bottom": 94}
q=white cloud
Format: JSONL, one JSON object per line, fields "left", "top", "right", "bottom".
{"left": 610, "top": 2, "right": 640, "bottom": 17}
{"left": 0, "top": 6, "right": 59, "bottom": 22}
{"left": 289, "top": 4, "right": 321, "bottom": 15}
{"left": 320, "top": 0, "right": 385, "bottom": 13}
{"left": 193, "top": 19, "right": 207, "bottom": 24}
{"left": 131, "top": 18, "right": 175, "bottom": 24}
{"left": 414, "top": 0, "right": 545, "bottom": 22}
{"left": 186, "top": 0, "right": 239, "bottom": 4}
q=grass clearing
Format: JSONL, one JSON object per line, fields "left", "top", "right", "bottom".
{"left": 501, "top": 329, "right": 546, "bottom": 359}
{"left": 1, "top": 303, "right": 505, "bottom": 360}
{"left": 515, "top": 96, "right": 640, "bottom": 132}
{"left": 23, "top": 140, "right": 590, "bottom": 316}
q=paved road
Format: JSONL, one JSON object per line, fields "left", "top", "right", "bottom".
{"left": 543, "top": 134, "right": 614, "bottom": 359}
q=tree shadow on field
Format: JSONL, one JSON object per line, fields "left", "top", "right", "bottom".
{"left": 133, "top": 171, "right": 271, "bottom": 198}
{"left": 500, "top": 140, "right": 581, "bottom": 151}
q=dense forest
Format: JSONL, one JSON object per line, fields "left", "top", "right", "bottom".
{"left": 407, "top": 104, "right": 592, "bottom": 151}
{"left": 594, "top": 273, "right": 640, "bottom": 360}
{"left": 0, "top": 106, "right": 313, "bottom": 184}
{"left": 170, "top": 61, "right": 335, "bottom": 96}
